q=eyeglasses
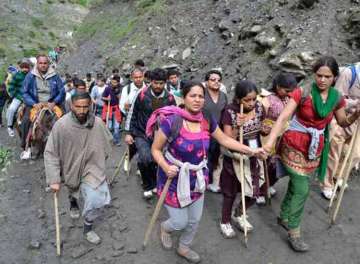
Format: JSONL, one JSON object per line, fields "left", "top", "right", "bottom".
{"left": 209, "top": 78, "right": 221, "bottom": 82}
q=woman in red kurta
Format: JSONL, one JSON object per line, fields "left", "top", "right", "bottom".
{"left": 264, "top": 56, "right": 360, "bottom": 252}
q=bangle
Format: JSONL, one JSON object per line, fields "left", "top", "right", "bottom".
{"left": 345, "top": 116, "right": 352, "bottom": 126}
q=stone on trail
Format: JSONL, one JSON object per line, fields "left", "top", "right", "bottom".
{"left": 37, "top": 209, "right": 46, "bottom": 219}
{"left": 71, "top": 244, "right": 93, "bottom": 259}
{"left": 218, "top": 19, "right": 232, "bottom": 32}
{"left": 112, "top": 250, "right": 125, "bottom": 257}
{"left": 112, "top": 241, "right": 125, "bottom": 251}
{"left": 127, "top": 247, "right": 138, "bottom": 254}
{"left": 111, "top": 230, "right": 123, "bottom": 241}
{"left": 29, "top": 240, "right": 41, "bottom": 249}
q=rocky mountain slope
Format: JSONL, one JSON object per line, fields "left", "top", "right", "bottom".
{"left": 1, "top": 0, "right": 360, "bottom": 88}
{"left": 60, "top": 0, "right": 360, "bottom": 88}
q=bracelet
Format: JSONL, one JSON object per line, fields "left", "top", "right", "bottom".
{"left": 345, "top": 116, "right": 352, "bottom": 126}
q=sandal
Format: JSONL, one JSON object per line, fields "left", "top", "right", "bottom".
{"left": 160, "top": 224, "right": 172, "bottom": 250}
{"left": 177, "top": 246, "right": 201, "bottom": 263}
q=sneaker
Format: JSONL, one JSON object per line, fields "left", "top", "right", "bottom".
{"left": 256, "top": 196, "right": 266, "bottom": 205}
{"left": 160, "top": 223, "right": 172, "bottom": 250}
{"left": 269, "top": 186, "right": 277, "bottom": 196}
{"left": 7, "top": 127, "right": 15, "bottom": 137}
{"left": 152, "top": 188, "right": 157, "bottom": 194}
{"left": 288, "top": 235, "right": 309, "bottom": 252}
{"left": 143, "top": 190, "right": 153, "bottom": 199}
{"left": 219, "top": 222, "right": 236, "bottom": 238}
{"left": 336, "top": 179, "right": 348, "bottom": 190}
{"left": 232, "top": 214, "right": 253, "bottom": 232}
{"left": 321, "top": 188, "right": 333, "bottom": 200}
{"left": 70, "top": 203, "right": 80, "bottom": 219}
{"left": 207, "top": 183, "right": 221, "bottom": 193}
{"left": 177, "top": 246, "right": 201, "bottom": 263}
{"left": 20, "top": 149, "right": 31, "bottom": 160}
{"left": 85, "top": 230, "right": 101, "bottom": 245}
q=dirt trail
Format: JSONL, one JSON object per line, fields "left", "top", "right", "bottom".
{"left": 1, "top": 127, "right": 360, "bottom": 264}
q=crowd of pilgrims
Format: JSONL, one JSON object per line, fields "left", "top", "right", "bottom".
{"left": 2, "top": 54, "right": 360, "bottom": 261}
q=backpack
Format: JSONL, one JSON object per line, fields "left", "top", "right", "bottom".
{"left": 158, "top": 112, "right": 213, "bottom": 145}
{"left": 348, "top": 64, "right": 359, "bottom": 90}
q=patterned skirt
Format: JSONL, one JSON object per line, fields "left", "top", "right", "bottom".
{"left": 279, "top": 141, "right": 320, "bottom": 177}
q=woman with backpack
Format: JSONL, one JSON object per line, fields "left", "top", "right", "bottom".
{"left": 263, "top": 56, "right": 360, "bottom": 252}
{"left": 149, "top": 81, "right": 266, "bottom": 263}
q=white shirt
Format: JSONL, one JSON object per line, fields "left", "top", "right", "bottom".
{"left": 119, "top": 82, "right": 147, "bottom": 114}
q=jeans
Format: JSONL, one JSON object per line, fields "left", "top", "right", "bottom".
{"left": 108, "top": 115, "right": 120, "bottom": 144}
{"left": 163, "top": 195, "right": 204, "bottom": 247}
{"left": 6, "top": 98, "right": 21, "bottom": 128}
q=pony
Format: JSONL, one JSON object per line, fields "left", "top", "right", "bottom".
{"left": 16, "top": 106, "right": 60, "bottom": 159}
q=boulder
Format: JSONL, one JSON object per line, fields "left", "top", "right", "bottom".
{"left": 182, "top": 47, "right": 192, "bottom": 60}
{"left": 254, "top": 32, "right": 276, "bottom": 48}
{"left": 167, "top": 48, "right": 179, "bottom": 59}
{"left": 278, "top": 52, "right": 306, "bottom": 78}
{"left": 298, "top": 0, "right": 318, "bottom": 8}
{"left": 250, "top": 25, "right": 262, "bottom": 35}
{"left": 299, "top": 51, "right": 315, "bottom": 64}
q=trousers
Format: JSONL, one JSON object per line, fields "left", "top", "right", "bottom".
{"left": 163, "top": 195, "right": 204, "bottom": 247}
{"left": 280, "top": 174, "right": 310, "bottom": 230}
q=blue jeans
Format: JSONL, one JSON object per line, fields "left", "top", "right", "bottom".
{"left": 108, "top": 115, "right": 120, "bottom": 144}
{"left": 6, "top": 98, "right": 21, "bottom": 128}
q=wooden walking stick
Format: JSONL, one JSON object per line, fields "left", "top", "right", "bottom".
{"left": 263, "top": 160, "right": 271, "bottom": 206}
{"left": 54, "top": 192, "right": 61, "bottom": 256}
{"left": 328, "top": 123, "right": 358, "bottom": 210}
{"left": 109, "top": 150, "right": 128, "bottom": 185}
{"left": 238, "top": 104, "right": 248, "bottom": 247}
{"left": 330, "top": 123, "right": 360, "bottom": 224}
{"left": 142, "top": 177, "right": 172, "bottom": 250}
{"left": 125, "top": 146, "right": 131, "bottom": 180}
{"left": 105, "top": 99, "right": 111, "bottom": 127}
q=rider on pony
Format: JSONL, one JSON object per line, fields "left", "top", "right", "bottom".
{"left": 20, "top": 54, "right": 65, "bottom": 159}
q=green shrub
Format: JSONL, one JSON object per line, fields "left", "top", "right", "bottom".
{"left": 31, "top": 17, "right": 44, "bottom": 28}
{"left": 69, "top": 0, "right": 89, "bottom": 6}
{"left": 0, "top": 47, "right": 5, "bottom": 58}
{"left": 0, "top": 148, "right": 11, "bottom": 169}
{"left": 29, "top": 31, "right": 36, "bottom": 38}
{"left": 23, "top": 48, "right": 38, "bottom": 57}
{"left": 48, "top": 31, "right": 56, "bottom": 40}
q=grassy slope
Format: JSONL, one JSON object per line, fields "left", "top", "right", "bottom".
{"left": 0, "top": 0, "right": 90, "bottom": 83}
